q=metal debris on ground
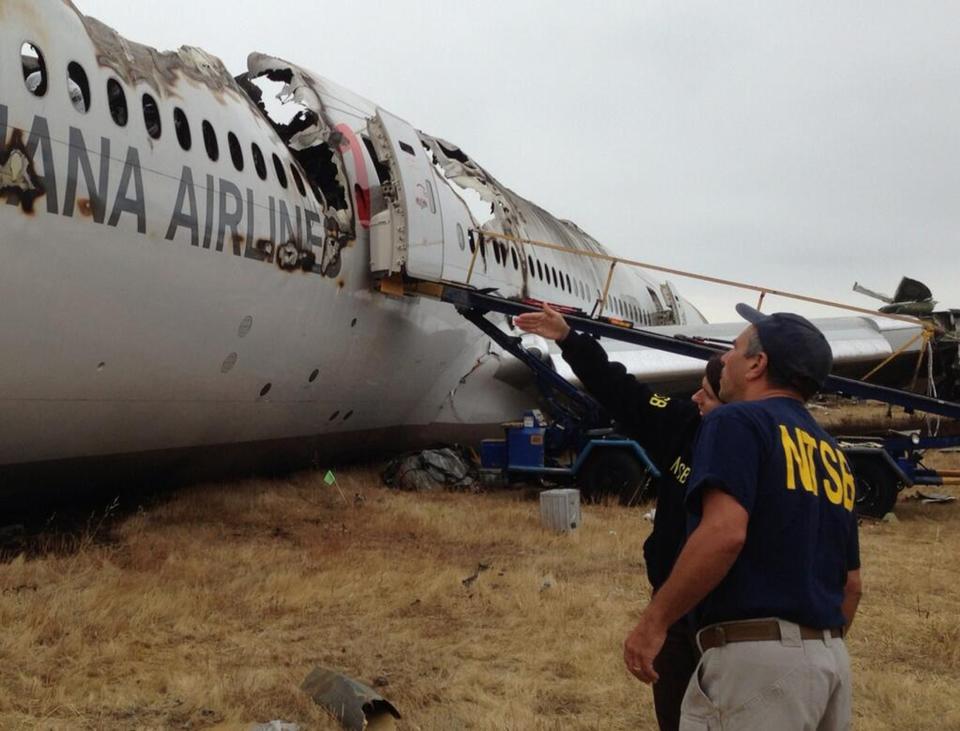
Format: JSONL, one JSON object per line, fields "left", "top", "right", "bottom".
{"left": 909, "top": 490, "right": 958, "bottom": 504}
{"left": 381, "top": 447, "right": 478, "bottom": 492}
{"left": 301, "top": 667, "right": 401, "bottom": 731}
{"left": 461, "top": 562, "right": 491, "bottom": 587}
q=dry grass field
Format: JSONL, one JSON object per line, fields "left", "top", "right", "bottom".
{"left": 2, "top": 411, "right": 960, "bottom": 729}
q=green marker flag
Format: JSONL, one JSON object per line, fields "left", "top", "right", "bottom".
{"left": 324, "top": 470, "right": 336, "bottom": 485}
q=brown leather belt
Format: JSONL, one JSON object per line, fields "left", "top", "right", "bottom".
{"left": 698, "top": 619, "right": 844, "bottom": 651}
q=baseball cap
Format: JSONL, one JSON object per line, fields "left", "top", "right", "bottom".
{"left": 735, "top": 303, "right": 833, "bottom": 393}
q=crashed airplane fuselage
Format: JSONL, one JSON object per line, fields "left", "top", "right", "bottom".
{"left": 0, "top": 1, "right": 941, "bottom": 486}
{"left": 0, "top": 0, "right": 706, "bottom": 482}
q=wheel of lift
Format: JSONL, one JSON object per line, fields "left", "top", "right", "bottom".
{"left": 578, "top": 448, "right": 648, "bottom": 505}
{"left": 852, "top": 458, "right": 899, "bottom": 518}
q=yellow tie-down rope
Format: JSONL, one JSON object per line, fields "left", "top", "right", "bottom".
{"left": 469, "top": 228, "right": 941, "bottom": 382}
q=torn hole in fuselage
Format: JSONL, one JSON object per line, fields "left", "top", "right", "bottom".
{"left": 237, "top": 65, "right": 353, "bottom": 233}
{"left": 420, "top": 137, "right": 495, "bottom": 229}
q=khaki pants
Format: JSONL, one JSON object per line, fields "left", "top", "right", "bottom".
{"left": 679, "top": 618, "right": 851, "bottom": 731}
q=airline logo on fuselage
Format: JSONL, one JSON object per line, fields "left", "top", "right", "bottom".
{"left": 0, "top": 105, "right": 343, "bottom": 278}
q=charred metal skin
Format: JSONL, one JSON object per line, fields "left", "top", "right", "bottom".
{"left": 0, "top": 129, "right": 45, "bottom": 214}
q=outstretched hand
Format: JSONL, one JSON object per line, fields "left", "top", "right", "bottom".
{"left": 513, "top": 303, "right": 571, "bottom": 343}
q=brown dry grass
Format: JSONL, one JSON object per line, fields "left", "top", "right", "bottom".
{"left": 2, "top": 454, "right": 960, "bottom": 729}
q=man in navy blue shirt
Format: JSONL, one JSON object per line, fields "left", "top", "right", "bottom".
{"left": 623, "top": 305, "right": 862, "bottom": 730}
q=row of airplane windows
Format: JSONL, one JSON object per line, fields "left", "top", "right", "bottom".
{"left": 17, "top": 42, "right": 315, "bottom": 203}
{"left": 14, "top": 43, "right": 653, "bottom": 325}
{"left": 469, "top": 235, "right": 650, "bottom": 324}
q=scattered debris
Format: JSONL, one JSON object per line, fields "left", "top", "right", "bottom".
{"left": 302, "top": 667, "right": 401, "bottom": 731}
{"left": 381, "top": 447, "right": 477, "bottom": 492}
{"left": 908, "top": 490, "right": 957, "bottom": 504}
{"left": 461, "top": 562, "right": 492, "bottom": 587}
{"left": 539, "top": 574, "right": 556, "bottom": 592}
{"left": 250, "top": 721, "right": 300, "bottom": 731}
{"left": 643, "top": 509, "right": 656, "bottom": 522}
{"left": 882, "top": 512, "right": 899, "bottom": 524}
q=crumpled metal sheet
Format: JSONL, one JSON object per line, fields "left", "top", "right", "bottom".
{"left": 245, "top": 53, "right": 355, "bottom": 232}
{"left": 301, "top": 667, "right": 400, "bottom": 731}
{"left": 0, "top": 150, "right": 36, "bottom": 193}
{"left": 381, "top": 447, "right": 477, "bottom": 492}
{"left": 78, "top": 14, "right": 241, "bottom": 100}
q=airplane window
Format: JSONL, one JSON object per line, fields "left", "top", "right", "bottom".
{"left": 227, "top": 132, "right": 244, "bottom": 171}
{"left": 107, "top": 79, "right": 128, "bottom": 127}
{"left": 251, "top": 143, "right": 267, "bottom": 180}
{"left": 528, "top": 255, "right": 535, "bottom": 274}
{"left": 510, "top": 247, "right": 519, "bottom": 271}
{"left": 493, "top": 241, "right": 502, "bottom": 266}
{"left": 536, "top": 259, "right": 543, "bottom": 280}
{"left": 457, "top": 223, "right": 466, "bottom": 251}
{"left": 290, "top": 165, "right": 307, "bottom": 196}
{"left": 21, "top": 43, "right": 47, "bottom": 97}
{"left": 174, "top": 108, "right": 191, "bottom": 150}
{"left": 273, "top": 154, "right": 288, "bottom": 188}
{"left": 551, "top": 266, "right": 558, "bottom": 287}
{"left": 469, "top": 231, "right": 476, "bottom": 254}
{"left": 203, "top": 121, "right": 219, "bottom": 161}
{"left": 66, "top": 62, "right": 90, "bottom": 112}
{"left": 565, "top": 273, "right": 572, "bottom": 293}
{"left": 142, "top": 93, "right": 161, "bottom": 139}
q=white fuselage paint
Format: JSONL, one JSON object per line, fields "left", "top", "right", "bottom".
{"left": 0, "top": 0, "right": 694, "bottom": 468}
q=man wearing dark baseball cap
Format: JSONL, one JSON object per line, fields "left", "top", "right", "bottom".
{"left": 727, "top": 303, "right": 833, "bottom": 402}
{"left": 624, "top": 305, "right": 862, "bottom": 730}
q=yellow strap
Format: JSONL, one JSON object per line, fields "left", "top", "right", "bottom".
{"left": 473, "top": 228, "right": 935, "bottom": 331}
{"left": 860, "top": 329, "right": 930, "bottom": 382}
{"left": 597, "top": 261, "right": 617, "bottom": 318}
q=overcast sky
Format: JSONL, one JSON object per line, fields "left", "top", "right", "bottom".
{"left": 76, "top": 0, "right": 959, "bottom": 322}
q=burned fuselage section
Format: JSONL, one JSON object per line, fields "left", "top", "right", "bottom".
{"left": 239, "top": 54, "right": 361, "bottom": 278}
{"left": 0, "top": 0, "right": 710, "bottom": 483}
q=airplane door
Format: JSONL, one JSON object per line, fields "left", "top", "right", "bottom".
{"left": 660, "top": 281, "right": 686, "bottom": 325}
{"left": 367, "top": 109, "right": 444, "bottom": 280}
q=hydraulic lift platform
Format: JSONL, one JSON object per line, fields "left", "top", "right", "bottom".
{"left": 409, "top": 281, "right": 960, "bottom": 516}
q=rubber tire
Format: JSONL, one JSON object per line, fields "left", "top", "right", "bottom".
{"left": 851, "top": 458, "right": 899, "bottom": 518}
{"left": 578, "top": 449, "right": 648, "bottom": 505}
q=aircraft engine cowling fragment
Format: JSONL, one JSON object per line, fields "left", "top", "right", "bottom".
{"left": 301, "top": 667, "right": 401, "bottom": 731}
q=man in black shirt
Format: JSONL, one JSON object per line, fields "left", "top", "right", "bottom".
{"left": 515, "top": 304, "right": 723, "bottom": 731}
